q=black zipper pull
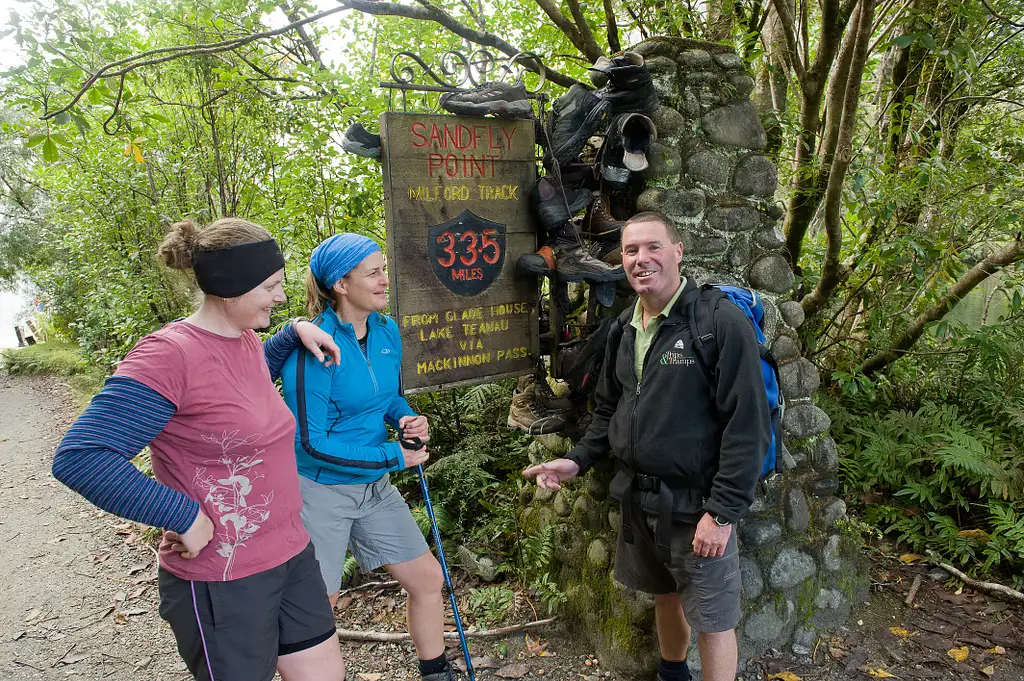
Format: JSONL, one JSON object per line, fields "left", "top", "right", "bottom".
{"left": 636, "top": 382, "right": 641, "bottom": 396}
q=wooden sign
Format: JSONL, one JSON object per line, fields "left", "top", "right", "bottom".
{"left": 381, "top": 112, "right": 540, "bottom": 393}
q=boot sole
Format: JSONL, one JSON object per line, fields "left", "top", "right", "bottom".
{"left": 554, "top": 266, "right": 625, "bottom": 283}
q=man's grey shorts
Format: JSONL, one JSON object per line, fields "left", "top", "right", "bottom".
{"left": 299, "top": 474, "right": 429, "bottom": 593}
{"left": 614, "top": 513, "right": 741, "bottom": 633}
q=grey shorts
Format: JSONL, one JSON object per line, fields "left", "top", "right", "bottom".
{"left": 299, "top": 474, "right": 430, "bottom": 593}
{"left": 158, "top": 542, "right": 336, "bottom": 681}
{"left": 614, "top": 513, "right": 741, "bottom": 633}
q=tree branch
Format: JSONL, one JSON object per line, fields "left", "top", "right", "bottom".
{"left": 769, "top": 0, "right": 806, "bottom": 79}
{"left": 564, "top": 0, "right": 605, "bottom": 62}
{"left": 41, "top": 5, "right": 350, "bottom": 121}
{"left": 859, "top": 236, "right": 1024, "bottom": 375}
{"left": 336, "top": 617, "right": 559, "bottom": 642}
{"left": 978, "top": 0, "right": 1024, "bottom": 29}
{"left": 338, "top": 0, "right": 579, "bottom": 87}
{"left": 801, "top": 0, "right": 875, "bottom": 318}
{"left": 603, "top": 0, "right": 621, "bottom": 53}
{"left": 533, "top": 0, "right": 586, "bottom": 54}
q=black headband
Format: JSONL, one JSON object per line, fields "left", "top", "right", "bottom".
{"left": 192, "top": 239, "right": 286, "bottom": 298}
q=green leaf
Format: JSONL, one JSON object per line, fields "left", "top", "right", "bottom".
{"left": 41, "top": 136, "right": 59, "bottom": 163}
{"left": 25, "top": 133, "right": 47, "bottom": 148}
{"left": 893, "top": 34, "right": 915, "bottom": 48}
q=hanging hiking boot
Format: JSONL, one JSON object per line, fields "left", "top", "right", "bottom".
{"left": 596, "top": 54, "right": 659, "bottom": 115}
{"left": 581, "top": 193, "right": 625, "bottom": 242}
{"left": 553, "top": 241, "right": 626, "bottom": 283}
{"left": 517, "top": 244, "right": 557, "bottom": 277}
{"left": 440, "top": 82, "right": 533, "bottom": 119}
{"left": 611, "top": 112, "right": 657, "bottom": 171}
{"left": 588, "top": 52, "right": 644, "bottom": 88}
{"left": 508, "top": 378, "right": 568, "bottom": 434}
{"left": 547, "top": 84, "right": 612, "bottom": 167}
{"left": 341, "top": 122, "right": 382, "bottom": 159}
{"left": 531, "top": 177, "right": 593, "bottom": 231}
{"left": 517, "top": 375, "right": 572, "bottom": 412}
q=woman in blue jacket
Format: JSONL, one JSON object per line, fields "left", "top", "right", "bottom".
{"left": 281, "top": 233, "right": 453, "bottom": 681}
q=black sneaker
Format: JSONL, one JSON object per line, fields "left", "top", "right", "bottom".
{"left": 341, "top": 122, "right": 381, "bottom": 159}
{"left": 421, "top": 668, "right": 457, "bottom": 681}
{"left": 439, "top": 82, "right": 532, "bottom": 119}
{"left": 531, "top": 177, "right": 593, "bottom": 231}
{"left": 589, "top": 52, "right": 645, "bottom": 88}
{"left": 548, "top": 84, "right": 612, "bottom": 167}
{"left": 599, "top": 78, "right": 659, "bottom": 114}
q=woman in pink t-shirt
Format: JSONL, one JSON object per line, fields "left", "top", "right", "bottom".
{"left": 53, "top": 218, "right": 346, "bottom": 681}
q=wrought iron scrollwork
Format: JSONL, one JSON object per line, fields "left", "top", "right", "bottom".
{"left": 383, "top": 49, "right": 546, "bottom": 95}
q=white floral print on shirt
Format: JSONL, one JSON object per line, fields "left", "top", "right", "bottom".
{"left": 193, "top": 430, "right": 274, "bottom": 580}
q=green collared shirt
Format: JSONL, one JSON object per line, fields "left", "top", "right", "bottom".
{"left": 631, "top": 279, "right": 686, "bottom": 381}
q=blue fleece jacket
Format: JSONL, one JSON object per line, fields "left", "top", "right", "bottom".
{"left": 281, "top": 306, "right": 417, "bottom": 485}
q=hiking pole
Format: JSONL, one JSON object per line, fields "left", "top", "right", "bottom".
{"left": 402, "top": 437, "right": 476, "bottom": 681}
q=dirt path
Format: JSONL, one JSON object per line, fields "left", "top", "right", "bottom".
{"left": 0, "top": 374, "right": 185, "bottom": 680}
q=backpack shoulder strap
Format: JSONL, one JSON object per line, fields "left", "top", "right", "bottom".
{"left": 685, "top": 285, "right": 726, "bottom": 384}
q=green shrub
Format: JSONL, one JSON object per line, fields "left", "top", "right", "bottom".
{"left": 1, "top": 341, "right": 90, "bottom": 376}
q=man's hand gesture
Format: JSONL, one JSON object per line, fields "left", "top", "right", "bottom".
{"left": 523, "top": 459, "right": 580, "bottom": 490}
{"left": 692, "top": 512, "right": 731, "bottom": 557}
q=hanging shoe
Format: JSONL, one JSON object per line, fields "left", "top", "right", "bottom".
{"left": 341, "top": 122, "right": 381, "bottom": 159}
{"left": 439, "top": 82, "right": 533, "bottom": 119}
{"left": 531, "top": 177, "right": 593, "bottom": 232}
{"left": 581, "top": 193, "right": 625, "bottom": 242}
{"left": 553, "top": 241, "right": 626, "bottom": 283}
{"left": 614, "top": 113, "right": 658, "bottom": 171}
{"left": 547, "top": 84, "right": 612, "bottom": 167}
{"left": 588, "top": 52, "right": 644, "bottom": 88}
{"left": 508, "top": 378, "right": 568, "bottom": 434}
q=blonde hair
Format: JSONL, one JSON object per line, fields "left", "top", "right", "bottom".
{"left": 157, "top": 218, "right": 272, "bottom": 270}
{"left": 305, "top": 269, "right": 334, "bottom": 318}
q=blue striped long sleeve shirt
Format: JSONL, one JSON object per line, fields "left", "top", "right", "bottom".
{"left": 52, "top": 324, "right": 300, "bottom": 532}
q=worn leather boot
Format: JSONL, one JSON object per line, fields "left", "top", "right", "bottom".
{"left": 581, "top": 193, "right": 624, "bottom": 242}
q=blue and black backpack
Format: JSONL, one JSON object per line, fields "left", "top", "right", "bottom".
{"left": 685, "top": 284, "right": 785, "bottom": 487}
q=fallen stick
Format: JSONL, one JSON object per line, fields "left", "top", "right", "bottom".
{"left": 929, "top": 558, "right": 1024, "bottom": 604}
{"left": 336, "top": 617, "right": 559, "bottom": 643}
{"left": 904, "top": 574, "right": 922, "bottom": 606}
{"left": 337, "top": 579, "right": 400, "bottom": 596}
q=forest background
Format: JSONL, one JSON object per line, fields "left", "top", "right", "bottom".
{"left": 0, "top": 0, "right": 1023, "bottom": 622}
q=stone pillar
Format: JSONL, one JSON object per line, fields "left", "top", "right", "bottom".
{"left": 520, "top": 37, "right": 866, "bottom": 679}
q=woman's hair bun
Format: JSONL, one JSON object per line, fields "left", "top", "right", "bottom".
{"left": 158, "top": 220, "right": 201, "bottom": 269}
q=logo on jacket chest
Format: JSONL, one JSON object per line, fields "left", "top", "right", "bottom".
{"left": 660, "top": 338, "right": 695, "bottom": 366}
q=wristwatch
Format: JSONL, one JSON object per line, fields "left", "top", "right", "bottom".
{"left": 711, "top": 513, "right": 732, "bottom": 526}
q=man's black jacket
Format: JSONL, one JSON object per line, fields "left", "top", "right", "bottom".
{"left": 566, "top": 277, "right": 772, "bottom": 524}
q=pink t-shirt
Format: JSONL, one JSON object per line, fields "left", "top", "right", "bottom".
{"left": 116, "top": 321, "right": 309, "bottom": 582}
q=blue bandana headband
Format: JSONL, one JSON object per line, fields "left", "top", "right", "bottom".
{"left": 309, "top": 233, "right": 381, "bottom": 290}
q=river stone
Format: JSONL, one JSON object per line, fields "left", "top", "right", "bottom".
{"left": 683, "top": 232, "right": 728, "bottom": 256}
{"left": 645, "top": 55, "right": 677, "bottom": 76}
{"left": 750, "top": 254, "right": 795, "bottom": 293}
{"left": 685, "top": 149, "right": 730, "bottom": 190}
{"left": 644, "top": 142, "right": 682, "bottom": 179}
{"left": 585, "top": 473, "right": 607, "bottom": 499}
{"left": 680, "top": 88, "right": 701, "bottom": 117}
{"left": 809, "top": 477, "right": 839, "bottom": 498}
{"left": 729, "top": 73, "right": 755, "bottom": 98}
{"left": 608, "top": 509, "right": 621, "bottom": 536}
{"left": 534, "top": 486, "right": 556, "bottom": 503}
{"left": 819, "top": 498, "right": 847, "bottom": 526}
{"left": 728, "top": 237, "right": 752, "bottom": 269}
{"left": 784, "top": 486, "right": 810, "bottom": 532}
{"left": 587, "top": 538, "right": 610, "bottom": 569}
{"left": 707, "top": 206, "right": 759, "bottom": 233}
{"left": 772, "top": 334, "right": 801, "bottom": 362}
{"left": 811, "top": 436, "right": 839, "bottom": 473}
{"left": 792, "top": 627, "right": 817, "bottom": 656}
{"left": 660, "top": 189, "right": 704, "bottom": 220}
{"left": 651, "top": 105, "right": 686, "bottom": 139}
{"left": 553, "top": 489, "right": 572, "bottom": 517}
{"left": 783, "top": 403, "right": 832, "bottom": 438}
{"left": 740, "top": 556, "right": 764, "bottom": 599}
{"left": 823, "top": 534, "right": 843, "bottom": 572}
{"left": 636, "top": 187, "right": 666, "bottom": 212}
{"left": 685, "top": 71, "right": 721, "bottom": 86}
{"left": 811, "top": 588, "right": 851, "bottom": 629}
{"left": 769, "top": 548, "right": 817, "bottom": 589}
{"left": 756, "top": 225, "right": 786, "bottom": 249}
{"left": 535, "top": 433, "right": 572, "bottom": 456}
{"left": 714, "top": 53, "right": 744, "bottom": 70}
{"left": 519, "top": 484, "right": 534, "bottom": 505}
{"left": 778, "top": 301, "right": 803, "bottom": 328}
{"left": 701, "top": 100, "right": 767, "bottom": 149}
{"left": 780, "top": 358, "right": 821, "bottom": 399}
{"left": 738, "top": 519, "right": 782, "bottom": 548}
{"left": 633, "top": 40, "right": 676, "bottom": 59}
{"left": 743, "top": 602, "right": 785, "bottom": 642}
{"left": 733, "top": 155, "right": 778, "bottom": 196}
{"left": 679, "top": 49, "right": 713, "bottom": 68}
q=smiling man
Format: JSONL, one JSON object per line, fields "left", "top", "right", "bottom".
{"left": 524, "top": 211, "right": 771, "bottom": 681}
